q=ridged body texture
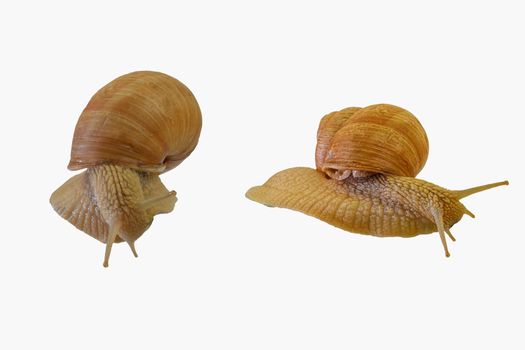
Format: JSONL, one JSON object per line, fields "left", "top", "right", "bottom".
{"left": 50, "top": 71, "right": 201, "bottom": 267}
{"left": 51, "top": 164, "right": 176, "bottom": 244}
{"left": 246, "top": 104, "right": 508, "bottom": 256}
{"left": 247, "top": 168, "right": 467, "bottom": 237}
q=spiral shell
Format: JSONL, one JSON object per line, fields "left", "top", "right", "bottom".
{"left": 68, "top": 71, "right": 202, "bottom": 173}
{"left": 315, "top": 104, "right": 429, "bottom": 179}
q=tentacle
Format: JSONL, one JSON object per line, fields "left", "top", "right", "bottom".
{"left": 139, "top": 190, "right": 177, "bottom": 216}
{"left": 453, "top": 180, "right": 509, "bottom": 200}
{"left": 128, "top": 241, "right": 138, "bottom": 258}
{"left": 431, "top": 207, "right": 450, "bottom": 257}
{"left": 445, "top": 228, "right": 456, "bottom": 242}
{"left": 103, "top": 224, "right": 120, "bottom": 268}
{"left": 139, "top": 190, "right": 177, "bottom": 210}
{"left": 463, "top": 208, "right": 475, "bottom": 218}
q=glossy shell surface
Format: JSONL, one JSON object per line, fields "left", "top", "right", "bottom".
{"left": 68, "top": 71, "right": 202, "bottom": 173}
{"left": 315, "top": 104, "right": 429, "bottom": 178}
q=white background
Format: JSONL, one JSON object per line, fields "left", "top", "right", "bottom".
{"left": 1, "top": 1, "right": 523, "bottom": 349}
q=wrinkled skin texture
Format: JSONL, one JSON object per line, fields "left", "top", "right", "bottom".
{"left": 246, "top": 167, "right": 508, "bottom": 256}
{"left": 50, "top": 164, "right": 177, "bottom": 266}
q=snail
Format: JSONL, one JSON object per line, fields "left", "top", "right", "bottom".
{"left": 50, "top": 71, "right": 202, "bottom": 267}
{"left": 246, "top": 104, "right": 508, "bottom": 257}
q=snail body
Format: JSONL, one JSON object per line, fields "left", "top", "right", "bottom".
{"left": 50, "top": 71, "right": 202, "bottom": 267}
{"left": 246, "top": 104, "right": 508, "bottom": 256}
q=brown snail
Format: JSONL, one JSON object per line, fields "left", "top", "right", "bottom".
{"left": 50, "top": 71, "right": 202, "bottom": 267}
{"left": 246, "top": 104, "right": 508, "bottom": 257}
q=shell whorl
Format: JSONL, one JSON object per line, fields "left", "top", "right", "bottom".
{"left": 68, "top": 71, "right": 202, "bottom": 173}
{"left": 315, "top": 104, "right": 429, "bottom": 179}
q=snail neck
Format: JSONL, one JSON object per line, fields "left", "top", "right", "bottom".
{"left": 87, "top": 164, "right": 152, "bottom": 243}
{"left": 324, "top": 168, "right": 378, "bottom": 181}
{"left": 87, "top": 163, "right": 177, "bottom": 267}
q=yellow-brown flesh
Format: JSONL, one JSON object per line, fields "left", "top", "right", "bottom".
{"left": 50, "top": 164, "right": 177, "bottom": 266}
{"left": 246, "top": 167, "right": 506, "bottom": 239}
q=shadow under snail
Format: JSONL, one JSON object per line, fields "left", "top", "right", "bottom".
{"left": 50, "top": 71, "right": 202, "bottom": 267}
{"left": 246, "top": 104, "right": 508, "bottom": 256}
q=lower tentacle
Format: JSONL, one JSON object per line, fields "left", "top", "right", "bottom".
{"left": 128, "top": 241, "right": 139, "bottom": 258}
{"left": 103, "top": 224, "right": 120, "bottom": 268}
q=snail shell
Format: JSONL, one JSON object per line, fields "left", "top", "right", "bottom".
{"left": 246, "top": 104, "right": 508, "bottom": 257}
{"left": 315, "top": 104, "right": 429, "bottom": 179}
{"left": 68, "top": 70, "right": 201, "bottom": 173}
{"left": 50, "top": 71, "right": 201, "bottom": 267}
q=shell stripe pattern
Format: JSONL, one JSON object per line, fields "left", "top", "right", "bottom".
{"left": 68, "top": 71, "right": 202, "bottom": 173}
